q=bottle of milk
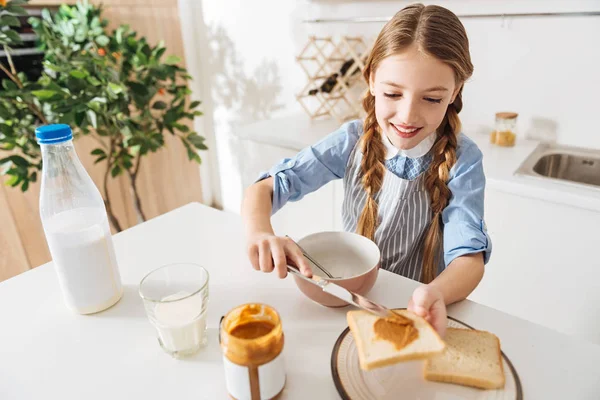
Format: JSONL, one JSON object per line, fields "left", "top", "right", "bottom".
{"left": 36, "top": 124, "right": 123, "bottom": 314}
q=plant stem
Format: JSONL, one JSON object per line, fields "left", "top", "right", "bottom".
{"left": 103, "top": 138, "right": 123, "bottom": 232}
{"left": 89, "top": 131, "right": 109, "bottom": 151}
{"left": 0, "top": 62, "right": 49, "bottom": 125}
{"left": 127, "top": 154, "right": 146, "bottom": 222}
{"left": 4, "top": 46, "right": 17, "bottom": 76}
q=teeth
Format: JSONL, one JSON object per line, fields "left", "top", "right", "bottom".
{"left": 394, "top": 124, "right": 418, "bottom": 133}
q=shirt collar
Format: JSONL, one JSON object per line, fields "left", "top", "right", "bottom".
{"left": 381, "top": 131, "right": 436, "bottom": 160}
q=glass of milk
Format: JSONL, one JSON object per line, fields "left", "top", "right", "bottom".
{"left": 139, "top": 263, "right": 209, "bottom": 358}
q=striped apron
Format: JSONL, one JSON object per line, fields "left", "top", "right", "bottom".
{"left": 342, "top": 143, "right": 444, "bottom": 281}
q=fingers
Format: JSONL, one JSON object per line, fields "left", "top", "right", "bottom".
{"left": 411, "top": 286, "right": 435, "bottom": 310}
{"left": 247, "top": 244, "right": 260, "bottom": 271}
{"left": 271, "top": 241, "right": 288, "bottom": 279}
{"left": 286, "top": 241, "right": 312, "bottom": 277}
{"left": 248, "top": 235, "right": 314, "bottom": 280}
{"left": 429, "top": 297, "right": 447, "bottom": 337}
{"left": 258, "top": 240, "right": 273, "bottom": 273}
{"left": 410, "top": 285, "right": 447, "bottom": 336}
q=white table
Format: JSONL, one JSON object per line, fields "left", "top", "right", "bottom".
{"left": 1, "top": 203, "right": 599, "bottom": 399}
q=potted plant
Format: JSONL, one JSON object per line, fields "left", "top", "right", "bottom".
{"left": 0, "top": 0, "right": 207, "bottom": 231}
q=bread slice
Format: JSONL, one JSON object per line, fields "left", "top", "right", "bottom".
{"left": 347, "top": 309, "right": 446, "bottom": 371}
{"left": 424, "top": 327, "right": 505, "bottom": 389}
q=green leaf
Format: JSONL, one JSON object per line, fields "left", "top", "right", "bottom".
{"left": 154, "top": 47, "right": 166, "bottom": 61}
{"left": 32, "top": 90, "right": 64, "bottom": 101}
{"left": 74, "top": 111, "right": 85, "bottom": 127}
{"left": 30, "top": 172, "right": 37, "bottom": 183}
{"left": 115, "top": 28, "right": 123, "bottom": 44}
{"left": 3, "top": 29, "right": 22, "bottom": 44}
{"left": 164, "top": 55, "right": 181, "bottom": 65}
{"left": 91, "top": 148, "right": 106, "bottom": 156}
{"left": 129, "top": 81, "right": 149, "bottom": 96}
{"left": 69, "top": 70, "right": 88, "bottom": 79}
{"left": 174, "top": 123, "right": 190, "bottom": 133}
{"left": 86, "top": 110, "right": 97, "bottom": 128}
{"left": 59, "top": 112, "right": 75, "bottom": 124}
{"left": 41, "top": 8, "right": 52, "bottom": 23}
{"left": 189, "top": 100, "right": 201, "bottom": 109}
{"left": 111, "top": 165, "right": 121, "bottom": 177}
{"left": 95, "top": 35, "right": 109, "bottom": 47}
{"left": 0, "top": 155, "right": 29, "bottom": 168}
{"left": 0, "top": 124, "right": 12, "bottom": 135}
{"left": 20, "top": 180, "right": 29, "bottom": 192}
{"left": 2, "top": 79, "right": 17, "bottom": 91}
{"left": 108, "top": 82, "right": 123, "bottom": 95}
{"left": 6, "top": 5, "right": 28, "bottom": 16}
{"left": 0, "top": 15, "right": 21, "bottom": 28}
{"left": 188, "top": 134, "right": 208, "bottom": 150}
{"left": 87, "top": 76, "right": 101, "bottom": 86}
{"left": 9, "top": 0, "right": 29, "bottom": 5}
{"left": 94, "top": 155, "right": 107, "bottom": 164}
{"left": 152, "top": 101, "right": 167, "bottom": 110}
{"left": 5, "top": 175, "right": 19, "bottom": 186}
{"left": 90, "top": 96, "right": 107, "bottom": 104}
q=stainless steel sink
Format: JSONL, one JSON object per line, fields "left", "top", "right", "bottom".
{"left": 516, "top": 143, "right": 600, "bottom": 190}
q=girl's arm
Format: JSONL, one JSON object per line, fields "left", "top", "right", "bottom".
{"left": 429, "top": 252, "right": 484, "bottom": 305}
{"left": 408, "top": 252, "right": 484, "bottom": 336}
{"left": 241, "top": 177, "right": 313, "bottom": 279}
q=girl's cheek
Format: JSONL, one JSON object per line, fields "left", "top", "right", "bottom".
{"left": 376, "top": 101, "right": 397, "bottom": 120}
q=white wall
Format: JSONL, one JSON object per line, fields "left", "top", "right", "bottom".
{"left": 302, "top": 0, "right": 600, "bottom": 149}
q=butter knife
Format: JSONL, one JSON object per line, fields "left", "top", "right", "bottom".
{"left": 287, "top": 265, "right": 396, "bottom": 319}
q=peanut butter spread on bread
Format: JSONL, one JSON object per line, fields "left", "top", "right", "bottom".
{"left": 373, "top": 311, "right": 419, "bottom": 350}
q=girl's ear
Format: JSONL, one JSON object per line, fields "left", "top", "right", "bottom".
{"left": 450, "top": 84, "right": 462, "bottom": 104}
{"left": 369, "top": 74, "right": 376, "bottom": 96}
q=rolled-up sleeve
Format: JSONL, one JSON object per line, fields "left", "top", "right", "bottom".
{"left": 256, "top": 119, "right": 361, "bottom": 214}
{"left": 442, "top": 137, "right": 492, "bottom": 267}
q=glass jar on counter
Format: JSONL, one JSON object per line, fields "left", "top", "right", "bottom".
{"left": 220, "top": 303, "right": 286, "bottom": 400}
{"left": 490, "top": 112, "right": 518, "bottom": 147}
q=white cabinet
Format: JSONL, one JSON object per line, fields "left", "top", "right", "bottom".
{"left": 470, "top": 187, "right": 600, "bottom": 344}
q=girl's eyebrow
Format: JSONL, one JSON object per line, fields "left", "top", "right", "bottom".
{"left": 381, "top": 81, "right": 449, "bottom": 92}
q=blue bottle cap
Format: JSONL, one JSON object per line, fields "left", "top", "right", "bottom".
{"left": 35, "top": 124, "right": 73, "bottom": 144}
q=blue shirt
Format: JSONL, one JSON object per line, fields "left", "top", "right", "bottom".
{"left": 258, "top": 119, "right": 492, "bottom": 268}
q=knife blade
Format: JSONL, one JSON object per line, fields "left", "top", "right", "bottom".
{"left": 286, "top": 265, "right": 396, "bottom": 319}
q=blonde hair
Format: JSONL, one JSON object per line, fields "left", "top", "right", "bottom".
{"left": 357, "top": 3, "right": 474, "bottom": 283}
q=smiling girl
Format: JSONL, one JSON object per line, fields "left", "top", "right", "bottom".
{"left": 241, "top": 3, "right": 491, "bottom": 336}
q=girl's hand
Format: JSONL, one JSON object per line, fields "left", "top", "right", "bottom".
{"left": 408, "top": 285, "right": 447, "bottom": 337}
{"left": 246, "top": 233, "right": 313, "bottom": 279}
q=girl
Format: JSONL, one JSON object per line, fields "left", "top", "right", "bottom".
{"left": 241, "top": 3, "right": 491, "bottom": 336}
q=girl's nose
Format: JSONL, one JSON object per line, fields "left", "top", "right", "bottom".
{"left": 398, "top": 97, "right": 420, "bottom": 125}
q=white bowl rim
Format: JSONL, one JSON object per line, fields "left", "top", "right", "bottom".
{"left": 296, "top": 231, "right": 381, "bottom": 281}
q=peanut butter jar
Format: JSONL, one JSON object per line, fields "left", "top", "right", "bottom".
{"left": 220, "top": 304, "right": 285, "bottom": 400}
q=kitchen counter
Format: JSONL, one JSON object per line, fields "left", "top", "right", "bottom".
{"left": 1, "top": 202, "right": 600, "bottom": 399}
{"left": 234, "top": 113, "right": 600, "bottom": 213}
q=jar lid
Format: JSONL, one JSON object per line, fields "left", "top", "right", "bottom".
{"left": 495, "top": 112, "right": 518, "bottom": 119}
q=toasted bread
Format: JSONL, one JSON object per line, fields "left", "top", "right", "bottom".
{"left": 347, "top": 309, "right": 446, "bottom": 371}
{"left": 424, "top": 327, "right": 505, "bottom": 389}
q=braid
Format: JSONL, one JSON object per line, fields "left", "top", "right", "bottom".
{"left": 421, "top": 90, "right": 463, "bottom": 283}
{"left": 356, "top": 91, "right": 386, "bottom": 241}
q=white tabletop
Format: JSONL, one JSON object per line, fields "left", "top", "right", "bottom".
{"left": 1, "top": 203, "right": 599, "bottom": 399}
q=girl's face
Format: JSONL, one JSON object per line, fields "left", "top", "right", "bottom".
{"left": 370, "top": 45, "right": 461, "bottom": 151}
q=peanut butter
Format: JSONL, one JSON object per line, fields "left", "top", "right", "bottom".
{"left": 220, "top": 303, "right": 284, "bottom": 366}
{"left": 230, "top": 321, "right": 275, "bottom": 340}
{"left": 373, "top": 312, "right": 419, "bottom": 350}
{"left": 221, "top": 304, "right": 286, "bottom": 400}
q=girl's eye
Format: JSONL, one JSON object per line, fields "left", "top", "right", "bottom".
{"left": 425, "top": 97, "right": 443, "bottom": 104}
{"left": 383, "top": 93, "right": 401, "bottom": 98}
